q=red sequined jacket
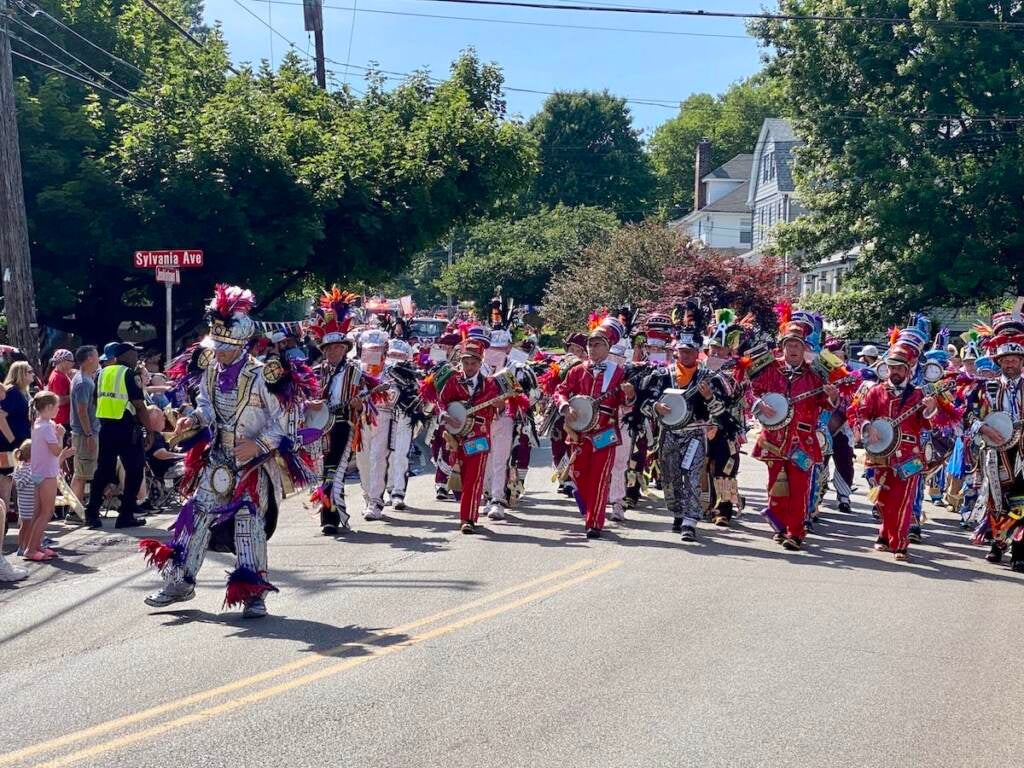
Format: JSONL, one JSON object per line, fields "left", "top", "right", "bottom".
{"left": 855, "top": 383, "right": 933, "bottom": 468}
{"left": 438, "top": 373, "right": 500, "bottom": 442}
{"left": 554, "top": 360, "right": 632, "bottom": 437}
{"left": 751, "top": 361, "right": 834, "bottom": 464}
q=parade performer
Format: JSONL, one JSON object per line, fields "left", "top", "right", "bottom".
{"left": 822, "top": 337, "right": 856, "bottom": 514}
{"left": 426, "top": 332, "right": 463, "bottom": 499}
{"left": 437, "top": 338, "right": 501, "bottom": 533}
{"left": 750, "top": 308, "right": 839, "bottom": 551}
{"left": 965, "top": 308, "right": 1024, "bottom": 570}
{"left": 538, "top": 334, "right": 586, "bottom": 497}
{"left": 704, "top": 309, "right": 750, "bottom": 527}
{"left": 483, "top": 325, "right": 517, "bottom": 519}
{"left": 353, "top": 328, "right": 392, "bottom": 520}
{"left": 555, "top": 314, "right": 636, "bottom": 539}
{"left": 141, "top": 285, "right": 315, "bottom": 617}
{"left": 607, "top": 336, "right": 637, "bottom": 523}
{"left": 639, "top": 327, "right": 723, "bottom": 542}
{"left": 381, "top": 339, "right": 426, "bottom": 510}
{"left": 857, "top": 330, "right": 945, "bottom": 559}
{"left": 308, "top": 288, "right": 364, "bottom": 536}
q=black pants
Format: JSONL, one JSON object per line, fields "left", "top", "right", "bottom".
{"left": 85, "top": 418, "right": 144, "bottom": 521}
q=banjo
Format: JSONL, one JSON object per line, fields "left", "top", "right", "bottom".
{"left": 444, "top": 370, "right": 519, "bottom": 436}
{"left": 979, "top": 411, "right": 1021, "bottom": 449}
{"left": 755, "top": 374, "right": 859, "bottom": 430}
{"left": 862, "top": 380, "right": 956, "bottom": 458}
{"left": 564, "top": 383, "right": 625, "bottom": 433}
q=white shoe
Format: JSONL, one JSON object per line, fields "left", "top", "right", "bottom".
{"left": 0, "top": 555, "right": 29, "bottom": 582}
{"left": 364, "top": 505, "right": 383, "bottom": 521}
{"left": 487, "top": 503, "right": 505, "bottom": 521}
{"left": 609, "top": 502, "right": 625, "bottom": 522}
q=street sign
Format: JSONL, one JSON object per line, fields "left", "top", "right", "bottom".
{"left": 154, "top": 266, "right": 180, "bottom": 285}
{"left": 133, "top": 250, "right": 204, "bottom": 269}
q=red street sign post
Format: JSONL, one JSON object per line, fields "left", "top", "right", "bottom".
{"left": 134, "top": 250, "right": 203, "bottom": 363}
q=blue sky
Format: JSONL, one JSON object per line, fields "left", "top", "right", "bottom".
{"left": 204, "top": 0, "right": 770, "bottom": 135}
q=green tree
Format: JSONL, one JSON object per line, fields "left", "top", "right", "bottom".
{"left": 542, "top": 222, "right": 680, "bottom": 336}
{"left": 755, "top": 0, "right": 1024, "bottom": 321}
{"left": 526, "top": 91, "right": 655, "bottom": 221}
{"left": 435, "top": 205, "right": 618, "bottom": 308}
{"left": 648, "top": 73, "right": 787, "bottom": 217}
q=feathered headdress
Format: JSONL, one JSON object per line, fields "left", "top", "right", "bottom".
{"left": 489, "top": 292, "right": 518, "bottom": 331}
{"left": 960, "top": 326, "right": 986, "bottom": 361}
{"left": 773, "top": 299, "right": 793, "bottom": 336}
{"left": 932, "top": 326, "right": 950, "bottom": 352}
{"left": 205, "top": 284, "right": 256, "bottom": 350}
{"left": 588, "top": 308, "right": 609, "bottom": 331}
{"left": 671, "top": 298, "right": 706, "bottom": 332}
{"left": 309, "top": 286, "right": 359, "bottom": 345}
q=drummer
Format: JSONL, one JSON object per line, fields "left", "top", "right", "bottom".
{"left": 857, "top": 329, "right": 942, "bottom": 561}
{"left": 437, "top": 338, "right": 501, "bottom": 534}
{"left": 750, "top": 314, "right": 839, "bottom": 551}
{"left": 638, "top": 326, "right": 723, "bottom": 542}
{"left": 554, "top": 314, "right": 636, "bottom": 539}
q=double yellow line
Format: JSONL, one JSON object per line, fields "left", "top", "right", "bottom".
{"left": 3, "top": 557, "right": 621, "bottom": 768}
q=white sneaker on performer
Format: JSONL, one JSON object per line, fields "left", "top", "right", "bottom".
{"left": 364, "top": 504, "right": 384, "bottom": 521}
{"left": 0, "top": 554, "right": 29, "bottom": 582}
{"left": 487, "top": 503, "right": 505, "bottom": 521}
{"left": 609, "top": 502, "right": 625, "bottom": 522}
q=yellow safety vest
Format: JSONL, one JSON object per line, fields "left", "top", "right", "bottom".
{"left": 95, "top": 365, "right": 135, "bottom": 420}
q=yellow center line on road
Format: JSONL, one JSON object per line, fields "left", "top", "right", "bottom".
{"left": 0, "top": 558, "right": 597, "bottom": 767}
{"left": 28, "top": 559, "right": 623, "bottom": 768}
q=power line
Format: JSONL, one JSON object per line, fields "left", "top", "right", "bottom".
{"left": 10, "top": 48, "right": 144, "bottom": 104}
{"left": 244, "top": 0, "right": 753, "bottom": 41}
{"left": 12, "top": 0, "right": 147, "bottom": 79}
{"left": 409, "top": 0, "right": 1024, "bottom": 30}
{"left": 141, "top": 0, "right": 241, "bottom": 75}
{"left": 7, "top": 12, "right": 149, "bottom": 105}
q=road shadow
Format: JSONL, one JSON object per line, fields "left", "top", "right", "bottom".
{"left": 152, "top": 610, "right": 412, "bottom": 657}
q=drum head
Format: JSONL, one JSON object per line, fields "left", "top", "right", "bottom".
{"left": 566, "top": 396, "right": 594, "bottom": 432}
{"left": 303, "top": 404, "right": 331, "bottom": 433}
{"left": 758, "top": 392, "right": 789, "bottom": 427}
{"left": 211, "top": 466, "right": 235, "bottom": 495}
{"left": 864, "top": 418, "right": 895, "bottom": 455}
{"left": 445, "top": 401, "right": 469, "bottom": 433}
{"left": 659, "top": 390, "right": 690, "bottom": 426}
{"left": 986, "top": 411, "right": 1015, "bottom": 444}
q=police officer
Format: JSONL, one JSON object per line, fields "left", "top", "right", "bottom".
{"left": 83, "top": 342, "right": 149, "bottom": 529}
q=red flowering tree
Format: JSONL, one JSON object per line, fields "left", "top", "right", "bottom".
{"left": 654, "top": 249, "right": 794, "bottom": 335}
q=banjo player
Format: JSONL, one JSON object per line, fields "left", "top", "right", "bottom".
{"left": 750, "top": 314, "right": 839, "bottom": 552}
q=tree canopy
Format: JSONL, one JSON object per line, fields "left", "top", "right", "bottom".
{"left": 13, "top": 0, "right": 537, "bottom": 343}
{"left": 434, "top": 205, "right": 618, "bottom": 309}
{"left": 755, "top": 0, "right": 1024, "bottom": 323}
{"left": 649, "top": 74, "right": 787, "bottom": 218}
{"left": 526, "top": 90, "right": 655, "bottom": 221}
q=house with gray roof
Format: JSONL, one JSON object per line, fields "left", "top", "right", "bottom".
{"left": 669, "top": 140, "right": 753, "bottom": 255}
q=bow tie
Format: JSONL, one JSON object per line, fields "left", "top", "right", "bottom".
{"left": 592, "top": 363, "right": 607, "bottom": 373}
{"left": 460, "top": 377, "right": 477, "bottom": 388}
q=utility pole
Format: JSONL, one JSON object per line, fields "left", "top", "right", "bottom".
{"left": 0, "top": 0, "right": 40, "bottom": 369}
{"left": 303, "top": 0, "right": 326, "bottom": 89}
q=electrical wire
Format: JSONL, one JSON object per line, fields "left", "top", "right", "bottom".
{"left": 10, "top": 48, "right": 145, "bottom": 104}
{"left": 140, "top": 0, "right": 241, "bottom": 75}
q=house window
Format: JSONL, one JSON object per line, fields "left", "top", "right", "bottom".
{"left": 740, "top": 220, "right": 752, "bottom": 245}
{"left": 783, "top": 196, "right": 790, "bottom": 221}
{"left": 762, "top": 152, "right": 775, "bottom": 182}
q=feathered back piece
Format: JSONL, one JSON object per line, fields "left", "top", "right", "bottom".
{"left": 774, "top": 300, "right": 792, "bottom": 335}
{"left": 308, "top": 286, "right": 359, "bottom": 343}
{"left": 888, "top": 325, "right": 901, "bottom": 348}
{"left": 616, "top": 305, "right": 641, "bottom": 343}
{"left": 932, "top": 326, "right": 950, "bottom": 352}
{"left": 208, "top": 284, "right": 255, "bottom": 321}
{"left": 672, "top": 298, "right": 705, "bottom": 331}
{"left": 588, "top": 308, "right": 609, "bottom": 331}
{"left": 489, "top": 293, "right": 518, "bottom": 330}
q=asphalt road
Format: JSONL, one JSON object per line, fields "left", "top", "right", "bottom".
{"left": 2, "top": 445, "right": 1023, "bottom": 768}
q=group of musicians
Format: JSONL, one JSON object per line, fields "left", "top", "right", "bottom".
{"left": 138, "top": 283, "right": 1024, "bottom": 617}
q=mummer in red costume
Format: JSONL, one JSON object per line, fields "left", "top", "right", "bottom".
{"left": 437, "top": 338, "right": 501, "bottom": 534}
{"left": 555, "top": 313, "right": 636, "bottom": 539}
{"left": 751, "top": 312, "right": 838, "bottom": 551}
{"left": 857, "top": 329, "right": 945, "bottom": 561}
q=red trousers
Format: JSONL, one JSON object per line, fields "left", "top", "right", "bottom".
{"left": 458, "top": 446, "right": 488, "bottom": 524}
{"left": 875, "top": 468, "right": 919, "bottom": 552}
{"left": 765, "top": 460, "right": 812, "bottom": 540}
{"left": 570, "top": 440, "right": 616, "bottom": 530}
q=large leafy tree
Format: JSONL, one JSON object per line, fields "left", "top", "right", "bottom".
{"left": 755, "top": 0, "right": 1024, "bottom": 323}
{"left": 434, "top": 205, "right": 618, "bottom": 308}
{"left": 526, "top": 91, "right": 656, "bottom": 221}
{"left": 648, "top": 73, "right": 787, "bottom": 217}
{"left": 13, "top": 0, "right": 536, "bottom": 344}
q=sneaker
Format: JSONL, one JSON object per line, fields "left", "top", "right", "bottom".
{"left": 487, "top": 503, "right": 505, "bottom": 521}
{"left": 1012, "top": 560, "right": 1024, "bottom": 574}
{"left": 671, "top": 519, "right": 683, "bottom": 533}
{"left": 392, "top": 496, "right": 407, "bottom": 511}
{"left": 0, "top": 555, "right": 29, "bottom": 582}
{"left": 907, "top": 526, "right": 923, "bottom": 544}
{"left": 114, "top": 516, "right": 147, "bottom": 529}
{"left": 144, "top": 584, "right": 196, "bottom": 607}
{"left": 585, "top": 527, "right": 601, "bottom": 539}
{"left": 460, "top": 521, "right": 475, "bottom": 534}
{"left": 435, "top": 487, "right": 449, "bottom": 501}
{"left": 986, "top": 544, "right": 1004, "bottom": 563}
{"left": 894, "top": 550, "right": 909, "bottom": 562}
{"left": 782, "top": 536, "right": 802, "bottom": 551}
{"left": 86, "top": 516, "right": 103, "bottom": 530}
{"left": 837, "top": 502, "right": 851, "bottom": 515}
{"left": 772, "top": 532, "right": 785, "bottom": 543}
{"left": 64, "top": 509, "right": 85, "bottom": 525}
{"left": 242, "top": 597, "right": 268, "bottom": 619}
{"left": 680, "top": 525, "right": 697, "bottom": 542}
{"left": 364, "top": 505, "right": 383, "bottom": 521}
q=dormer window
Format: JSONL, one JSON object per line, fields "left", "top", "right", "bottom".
{"left": 761, "top": 151, "right": 776, "bottom": 182}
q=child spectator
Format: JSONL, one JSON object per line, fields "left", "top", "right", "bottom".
{"left": 13, "top": 440, "right": 35, "bottom": 555}
{"left": 144, "top": 406, "right": 185, "bottom": 481}
{"left": 24, "top": 392, "right": 74, "bottom": 562}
